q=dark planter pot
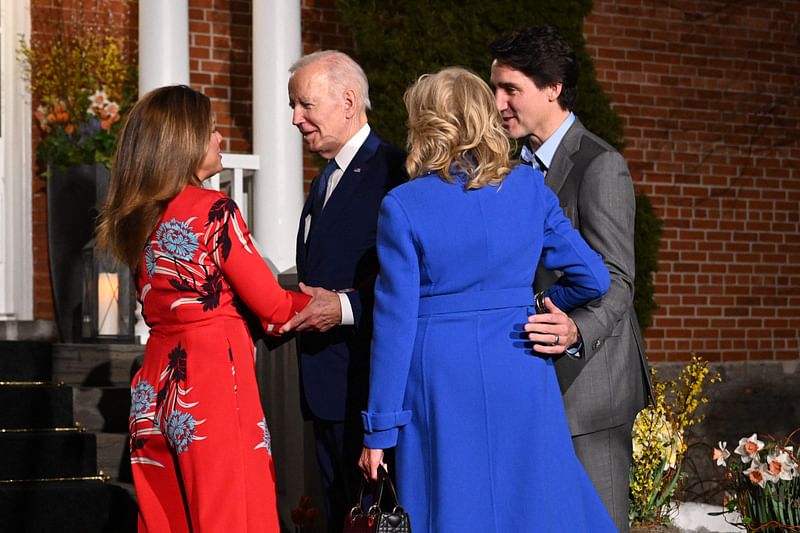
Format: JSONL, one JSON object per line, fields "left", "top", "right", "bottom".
{"left": 47, "top": 163, "right": 110, "bottom": 342}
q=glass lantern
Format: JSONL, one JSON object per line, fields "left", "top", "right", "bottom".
{"left": 81, "top": 239, "right": 135, "bottom": 342}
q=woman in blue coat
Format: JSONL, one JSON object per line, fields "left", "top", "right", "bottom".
{"left": 358, "top": 67, "right": 617, "bottom": 532}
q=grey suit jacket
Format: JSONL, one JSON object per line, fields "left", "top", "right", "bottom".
{"left": 534, "top": 118, "right": 652, "bottom": 437}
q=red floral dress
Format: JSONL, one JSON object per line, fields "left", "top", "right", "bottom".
{"left": 129, "top": 185, "right": 309, "bottom": 532}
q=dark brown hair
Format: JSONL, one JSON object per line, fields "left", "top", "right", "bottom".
{"left": 96, "top": 85, "right": 212, "bottom": 271}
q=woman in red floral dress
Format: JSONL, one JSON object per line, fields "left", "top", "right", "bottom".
{"left": 97, "top": 85, "right": 310, "bottom": 532}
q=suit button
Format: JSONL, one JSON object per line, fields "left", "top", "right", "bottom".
{"left": 593, "top": 339, "right": 602, "bottom": 350}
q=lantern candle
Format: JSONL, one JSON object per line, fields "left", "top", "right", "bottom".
{"left": 98, "top": 272, "right": 119, "bottom": 335}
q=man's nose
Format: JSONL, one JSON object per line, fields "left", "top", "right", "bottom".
{"left": 494, "top": 91, "right": 507, "bottom": 111}
{"left": 292, "top": 107, "right": 304, "bottom": 126}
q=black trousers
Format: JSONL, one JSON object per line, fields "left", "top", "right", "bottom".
{"left": 312, "top": 416, "right": 364, "bottom": 533}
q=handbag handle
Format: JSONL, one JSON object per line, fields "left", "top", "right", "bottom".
{"left": 370, "top": 464, "right": 405, "bottom": 514}
{"left": 349, "top": 464, "right": 405, "bottom": 520}
{"left": 348, "top": 475, "right": 369, "bottom": 519}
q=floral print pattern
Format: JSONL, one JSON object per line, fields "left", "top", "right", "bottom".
{"left": 131, "top": 380, "right": 156, "bottom": 419}
{"left": 256, "top": 417, "right": 272, "bottom": 455}
{"left": 130, "top": 341, "right": 206, "bottom": 462}
{"left": 144, "top": 245, "right": 157, "bottom": 278}
{"left": 156, "top": 218, "right": 199, "bottom": 260}
{"left": 130, "top": 191, "right": 280, "bottom": 483}
{"left": 141, "top": 197, "right": 252, "bottom": 313}
{"left": 165, "top": 410, "right": 198, "bottom": 453}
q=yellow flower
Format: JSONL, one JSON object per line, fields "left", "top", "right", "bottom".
{"left": 629, "top": 355, "right": 720, "bottom": 526}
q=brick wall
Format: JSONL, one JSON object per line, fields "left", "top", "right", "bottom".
{"left": 584, "top": 0, "right": 800, "bottom": 362}
{"left": 188, "top": 0, "right": 252, "bottom": 153}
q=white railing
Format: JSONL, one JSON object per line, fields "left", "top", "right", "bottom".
{"left": 206, "top": 153, "right": 260, "bottom": 229}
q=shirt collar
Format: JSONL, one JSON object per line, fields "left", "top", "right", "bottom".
{"left": 333, "top": 123, "right": 371, "bottom": 172}
{"left": 521, "top": 112, "right": 575, "bottom": 171}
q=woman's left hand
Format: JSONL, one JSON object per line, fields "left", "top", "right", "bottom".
{"left": 358, "top": 446, "right": 385, "bottom": 481}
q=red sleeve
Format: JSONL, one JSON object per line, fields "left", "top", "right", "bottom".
{"left": 204, "top": 195, "right": 310, "bottom": 332}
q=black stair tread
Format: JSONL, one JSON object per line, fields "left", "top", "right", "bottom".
{"left": 0, "top": 384, "right": 73, "bottom": 429}
{"left": 0, "top": 479, "right": 112, "bottom": 533}
{"left": 0, "top": 431, "right": 97, "bottom": 480}
{"left": 0, "top": 341, "right": 53, "bottom": 382}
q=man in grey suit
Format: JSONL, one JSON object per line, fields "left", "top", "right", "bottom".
{"left": 490, "top": 26, "right": 652, "bottom": 532}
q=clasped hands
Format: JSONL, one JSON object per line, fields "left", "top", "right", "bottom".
{"left": 525, "top": 296, "right": 578, "bottom": 354}
{"left": 278, "top": 282, "right": 342, "bottom": 334}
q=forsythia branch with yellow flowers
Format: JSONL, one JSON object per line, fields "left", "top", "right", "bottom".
{"left": 629, "top": 355, "right": 721, "bottom": 527}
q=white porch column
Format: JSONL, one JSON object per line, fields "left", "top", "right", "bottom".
{"left": 0, "top": 0, "right": 33, "bottom": 322}
{"left": 138, "top": 0, "right": 190, "bottom": 94}
{"left": 252, "top": 1, "right": 303, "bottom": 273}
{"left": 135, "top": 1, "right": 189, "bottom": 343}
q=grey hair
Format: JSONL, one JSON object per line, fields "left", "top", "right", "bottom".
{"left": 289, "top": 50, "right": 372, "bottom": 111}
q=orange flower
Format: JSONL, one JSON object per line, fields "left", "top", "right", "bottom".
{"left": 65, "top": 124, "right": 75, "bottom": 135}
{"left": 744, "top": 441, "right": 760, "bottom": 455}
{"left": 748, "top": 468, "right": 764, "bottom": 485}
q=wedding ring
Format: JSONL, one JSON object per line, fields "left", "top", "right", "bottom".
{"left": 552, "top": 334, "right": 560, "bottom": 346}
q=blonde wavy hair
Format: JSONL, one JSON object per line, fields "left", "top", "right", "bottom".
{"left": 404, "top": 67, "right": 512, "bottom": 189}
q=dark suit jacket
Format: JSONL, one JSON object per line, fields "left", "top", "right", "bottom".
{"left": 534, "top": 118, "right": 652, "bottom": 436}
{"left": 295, "top": 129, "right": 406, "bottom": 422}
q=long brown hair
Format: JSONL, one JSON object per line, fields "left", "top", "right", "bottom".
{"left": 96, "top": 85, "right": 213, "bottom": 271}
{"left": 404, "top": 67, "right": 512, "bottom": 189}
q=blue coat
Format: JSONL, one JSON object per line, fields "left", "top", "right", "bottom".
{"left": 295, "top": 130, "right": 406, "bottom": 421}
{"left": 362, "top": 165, "right": 617, "bottom": 532}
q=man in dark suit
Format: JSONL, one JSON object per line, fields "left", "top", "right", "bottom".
{"left": 490, "top": 26, "right": 652, "bottom": 532}
{"left": 280, "top": 50, "right": 406, "bottom": 533}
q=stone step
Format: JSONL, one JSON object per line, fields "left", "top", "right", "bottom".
{"left": 0, "top": 479, "right": 111, "bottom": 532}
{"left": 0, "top": 383, "right": 73, "bottom": 429}
{"left": 0, "top": 341, "right": 53, "bottom": 382}
{"left": 96, "top": 432, "right": 132, "bottom": 483}
{"left": 73, "top": 386, "right": 131, "bottom": 433}
{"left": 0, "top": 430, "right": 97, "bottom": 480}
{"left": 52, "top": 343, "right": 143, "bottom": 387}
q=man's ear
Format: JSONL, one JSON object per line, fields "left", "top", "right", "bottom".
{"left": 343, "top": 88, "right": 357, "bottom": 118}
{"left": 547, "top": 82, "right": 563, "bottom": 103}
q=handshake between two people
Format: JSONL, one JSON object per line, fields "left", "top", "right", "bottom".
{"left": 278, "top": 287, "right": 580, "bottom": 355}
{"left": 278, "top": 282, "right": 343, "bottom": 335}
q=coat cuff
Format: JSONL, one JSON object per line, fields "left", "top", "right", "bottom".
{"left": 361, "top": 409, "right": 412, "bottom": 433}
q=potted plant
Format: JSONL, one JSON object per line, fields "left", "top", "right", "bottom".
{"left": 712, "top": 431, "right": 800, "bottom": 531}
{"left": 17, "top": 27, "right": 136, "bottom": 340}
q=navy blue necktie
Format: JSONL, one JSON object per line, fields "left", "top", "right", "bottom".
{"left": 534, "top": 155, "right": 548, "bottom": 176}
{"left": 312, "top": 160, "right": 338, "bottom": 220}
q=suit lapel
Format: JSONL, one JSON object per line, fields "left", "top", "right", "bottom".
{"left": 298, "top": 165, "right": 327, "bottom": 269}
{"left": 547, "top": 119, "right": 585, "bottom": 195}
{"left": 311, "top": 130, "right": 381, "bottom": 227}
